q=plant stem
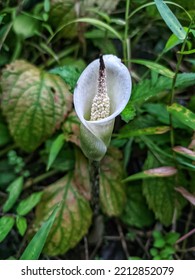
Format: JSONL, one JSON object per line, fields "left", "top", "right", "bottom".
{"left": 89, "top": 160, "right": 100, "bottom": 216}
{"left": 123, "top": 0, "right": 131, "bottom": 67}
{"left": 169, "top": 22, "right": 193, "bottom": 149}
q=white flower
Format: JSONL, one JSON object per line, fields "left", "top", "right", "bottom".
{"left": 74, "top": 54, "right": 132, "bottom": 161}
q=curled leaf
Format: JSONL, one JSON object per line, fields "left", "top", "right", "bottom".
{"left": 1, "top": 60, "right": 72, "bottom": 152}
{"left": 175, "top": 187, "right": 195, "bottom": 206}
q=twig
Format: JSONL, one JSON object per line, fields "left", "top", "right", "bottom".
{"left": 116, "top": 218, "right": 130, "bottom": 259}
{"left": 84, "top": 236, "right": 89, "bottom": 260}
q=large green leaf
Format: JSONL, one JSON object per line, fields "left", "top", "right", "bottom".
{"left": 20, "top": 204, "right": 59, "bottom": 260}
{"left": 167, "top": 103, "right": 195, "bottom": 130}
{"left": 3, "top": 176, "right": 23, "bottom": 213}
{"left": 100, "top": 148, "right": 126, "bottom": 216}
{"left": 142, "top": 152, "right": 186, "bottom": 226}
{"left": 121, "top": 184, "right": 154, "bottom": 228}
{"left": 31, "top": 174, "right": 92, "bottom": 256}
{"left": 1, "top": 60, "right": 72, "bottom": 152}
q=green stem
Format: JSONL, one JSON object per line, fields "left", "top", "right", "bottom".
{"left": 24, "top": 169, "right": 59, "bottom": 189}
{"left": 89, "top": 160, "right": 100, "bottom": 216}
{"left": 169, "top": 21, "right": 193, "bottom": 149}
{"left": 123, "top": 0, "right": 131, "bottom": 67}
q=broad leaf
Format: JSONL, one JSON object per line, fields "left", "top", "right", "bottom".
{"left": 3, "top": 176, "right": 23, "bottom": 213}
{"left": 1, "top": 60, "right": 72, "bottom": 152}
{"left": 167, "top": 103, "right": 195, "bottom": 130}
{"left": 16, "top": 192, "right": 43, "bottom": 216}
{"left": 0, "top": 216, "right": 15, "bottom": 242}
{"left": 31, "top": 174, "right": 92, "bottom": 256}
{"left": 20, "top": 204, "right": 59, "bottom": 260}
{"left": 100, "top": 148, "right": 126, "bottom": 216}
{"left": 121, "top": 184, "right": 154, "bottom": 228}
{"left": 142, "top": 152, "right": 186, "bottom": 226}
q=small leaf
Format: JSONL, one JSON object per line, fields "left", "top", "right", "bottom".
{"left": 165, "top": 232, "right": 180, "bottom": 245}
{"left": 16, "top": 216, "right": 27, "bottom": 236}
{"left": 100, "top": 148, "right": 126, "bottom": 216}
{"left": 16, "top": 192, "right": 43, "bottom": 216}
{"left": 173, "top": 146, "right": 195, "bottom": 161}
{"left": 154, "top": 0, "right": 186, "bottom": 40}
{"left": 20, "top": 204, "right": 60, "bottom": 260}
{"left": 47, "top": 134, "right": 65, "bottom": 171}
{"left": 3, "top": 176, "right": 23, "bottom": 213}
{"left": 0, "top": 216, "right": 15, "bottom": 242}
{"left": 167, "top": 103, "right": 195, "bottom": 130}
{"left": 31, "top": 174, "right": 92, "bottom": 256}
{"left": 178, "top": 49, "right": 195, "bottom": 55}
{"left": 130, "top": 59, "right": 175, "bottom": 78}
{"left": 154, "top": 238, "right": 166, "bottom": 248}
{"left": 175, "top": 187, "right": 195, "bottom": 206}
{"left": 50, "top": 65, "right": 81, "bottom": 92}
{"left": 1, "top": 60, "right": 72, "bottom": 152}
{"left": 121, "top": 102, "right": 136, "bottom": 123}
{"left": 164, "top": 33, "right": 183, "bottom": 52}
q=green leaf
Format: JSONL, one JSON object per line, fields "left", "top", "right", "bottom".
{"left": 167, "top": 103, "right": 195, "bottom": 130}
{"left": 121, "top": 184, "right": 154, "bottom": 228}
{"left": 121, "top": 102, "right": 136, "bottom": 123}
{"left": 1, "top": 60, "right": 72, "bottom": 152}
{"left": 164, "top": 33, "right": 183, "bottom": 52}
{"left": 16, "top": 192, "right": 43, "bottom": 216}
{"left": 20, "top": 204, "right": 60, "bottom": 260}
{"left": 31, "top": 173, "right": 92, "bottom": 256}
{"left": 165, "top": 232, "right": 180, "bottom": 245}
{"left": 3, "top": 176, "right": 23, "bottom": 213}
{"left": 47, "top": 134, "right": 65, "bottom": 171}
{"left": 100, "top": 148, "right": 126, "bottom": 216}
{"left": 50, "top": 17, "right": 122, "bottom": 42}
{"left": 130, "top": 59, "right": 175, "bottom": 78}
{"left": 16, "top": 216, "right": 27, "bottom": 236}
{"left": 50, "top": 65, "right": 81, "bottom": 92}
{"left": 142, "top": 152, "right": 185, "bottom": 226}
{"left": 173, "top": 146, "right": 195, "bottom": 161}
{"left": 154, "top": 0, "right": 186, "bottom": 40}
{"left": 118, "top": 126, "right": 170, "bottom": 138}
{"left": 13, "top": 14, "right": 39, "bottom": 39}
{"left": 0, "top": 216, "right": 15, "bottom": 242}
{"left": 154, "top": 238, "right": 166, "bottom": 248}
{"left": 178, "top": 49, "right": 195, "bottom": 55}
{"left": 131, "top": 73, "right": 195, "bottom": 105}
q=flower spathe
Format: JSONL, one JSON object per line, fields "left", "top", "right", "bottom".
{"left": 74, "top": 54, "right": 132, "bottom": 161}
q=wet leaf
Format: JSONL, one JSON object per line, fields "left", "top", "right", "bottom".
{"left": 1, "top": 60, "right": 72, "bottom": 152}
{"left": 100, "top": 148, "right": 126, "bottom": 216}
{"left": 32, "top": 174, "right": 92, "bottom": 256}
{"left": 3, "top": 176, "right": 23, "bottom": 213}
{"left": 167, "top": 103, "right": 195, "bottom": 130}
{"left": 0, "top": 216, "right": 15, "bottom": 242}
